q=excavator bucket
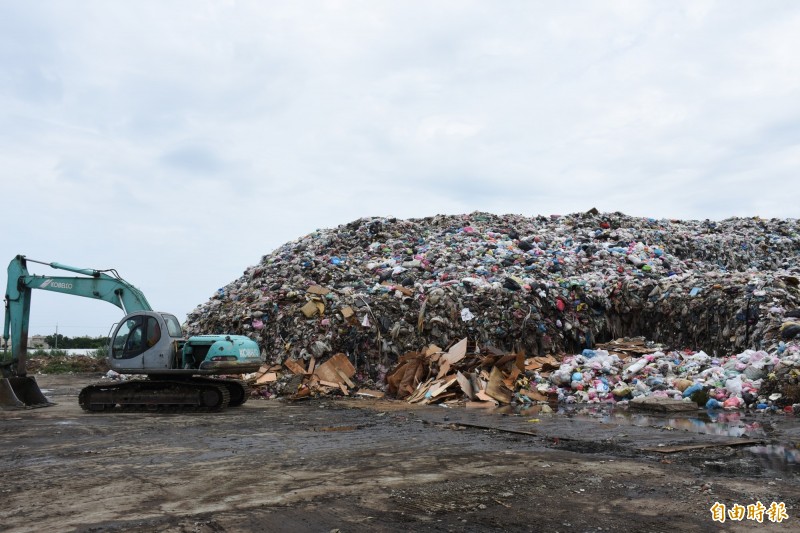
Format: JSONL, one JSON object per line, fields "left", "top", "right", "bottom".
{"left": 0, "top": 376, "right": 54, "bottom": 408}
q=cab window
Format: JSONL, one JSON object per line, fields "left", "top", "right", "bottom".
{"left": 145, "top": 316, "right": 161, "bottom": 347}
{"left": 112, "top": 316, "right": 145, "bottom": 359}
{"left": 160, "top": 314, "right": 184, "bottom": 338}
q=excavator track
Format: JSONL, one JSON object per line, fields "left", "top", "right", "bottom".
{"left": 191, "top": 377, "right": 249, "bottom": 407}
{"left": 79, "top": 378, "right": 234, "bottom": 413}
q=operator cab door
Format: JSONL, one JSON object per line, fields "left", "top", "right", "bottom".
{"left": 109, "top": 312, "right": 172, "bottom": 371}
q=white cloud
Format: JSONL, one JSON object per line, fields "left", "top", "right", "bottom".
{"left": 1, "top": 0, "right": 799, "bottom": 336}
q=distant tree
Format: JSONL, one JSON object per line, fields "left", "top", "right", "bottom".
{"left": 44, "top": 334, "right": 67, "bottom": 348}
{"left": 44, "top": 335, "right": 107, "bottom": 349}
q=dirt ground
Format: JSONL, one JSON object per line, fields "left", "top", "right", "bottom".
{"left": 1, "top": 374, "right": 798, "bottom": 533}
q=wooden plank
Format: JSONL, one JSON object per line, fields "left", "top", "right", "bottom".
{"left": 431, "top": 392, "right": 456, "bottom": 402}
{"left": 475, "top": 391, "right": 499, "bottom": 404}
{"left": 429, "top": 376, "right": 458, "bottom": 398}
{"left": 381, "top": 282, "right": 413, "bottom": 297}
{"left": 436, "top": 360, "right": 451, "bottom": 380}
{"left": 442, "top": 338, "right": 468, "bottom": 365}
{"left": 307, "top": 285, "right": 331, "bottom": 295}
{"left": 466, "top": 400, "right": 497, "bottom": 408}
{"left": 329, "top": 353, "right": 355, "bottom": 377}
{"left": 456, "top": 371, "right": 475, "bottom": 400}
{"left": 255, "top": 372, "right": 277, "bottom": 384}
{"left": 524, "top": 355, "right": 560, "bottom": 371}
{"left": 425, "top": 344, "right": 443, "bottom": 356}
{"left": 314, "top": 353, "right": 355, "bottom": 383}
{"left": 494, "top": 353, "right": 517, "bottom": 367}
{"left": 485, "top": 366, "right": 513, "bottom": 404}
{"left": 289, "top": 388, "right": 311, "bottom": 399}
{"left": 396, "top": 286, "right": 414, "bottom": 297}
{"left": 639, "top": 439, "right": 762, "bottom": 453}
{"left": 407, "top": 378, "right": 434, "bottom": 403}
{"left": 284, "top": 358, "right": 306, "bottom": 375}
{"left": 451, "top": 422, "right": 537, "bottom": 437}
{"left": 519, "top": 389, "right": 548, "bottom": 402}
{"left": 299, "top": 300, "right": 319, "bottom": 317}
{"left": 503, "top": 367, "right": 520, "bottom": 389}
{"left": 355, "top": 389, "right": 385, "bottom": 398}
{"left": 336, "top": 369, "right": 356, "bottom": 388}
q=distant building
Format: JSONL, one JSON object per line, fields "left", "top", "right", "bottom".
{"left": 29, "top": 335, "right": 50, "bottom": 349}
{"left": 2, "top": 336, "right": 51, "bottom": 351}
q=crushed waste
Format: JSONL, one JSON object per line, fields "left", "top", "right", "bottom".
{"left": 182, "top": 210, "right": 800, "bottom": 411}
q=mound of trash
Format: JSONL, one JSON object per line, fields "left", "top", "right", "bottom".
{"left": 184, "top": 210, "right": 800, "bottom": 407}
{"left": 27, "top": 354, "right": 109, "bottom": 374}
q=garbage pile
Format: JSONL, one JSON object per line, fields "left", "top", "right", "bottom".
{"left": 184, "top": 210, "right": 800, "bottom": 405}
{"left": 27, "top": 353, "right": 109, "bottom": 374}
{"left": 383, "top": 336, "right": 800, "bottom": 411}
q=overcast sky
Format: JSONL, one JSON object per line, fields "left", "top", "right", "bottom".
{"left": 2, "top": 1, "right": 799, "bottom": 339}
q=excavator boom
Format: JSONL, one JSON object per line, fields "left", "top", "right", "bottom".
{"left": 3, "top": 256, "right": 151, "bottom": 376}
{"left": 1, "top": 255, "right": 152, "bottom": 408}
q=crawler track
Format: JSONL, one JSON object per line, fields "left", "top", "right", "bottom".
{"left": 190, "top": 377, "right": 249, "bottom": 407}
{"left": 78, "top": 377, "right": 248, "bottom": 412}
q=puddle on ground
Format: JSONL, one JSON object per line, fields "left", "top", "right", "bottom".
{"left": 454, "top": 403, "right": 799, "bottom": 475}
{"left": 495, "top": 403, "right": 769, "bottom": 439}
{"left": 746, "top": 445, "right": 800, "bottom": 474}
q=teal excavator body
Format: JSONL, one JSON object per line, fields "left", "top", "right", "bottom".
{"left": 1, "top": 255, "right": 264, "bottom": 411}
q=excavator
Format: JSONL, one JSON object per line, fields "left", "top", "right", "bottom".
{"left": 1, "top": 255, "right": 264, "bottom": 412}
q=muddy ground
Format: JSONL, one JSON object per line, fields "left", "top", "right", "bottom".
{"left": 1, "top": 374, "right": 799, "bottom": 533}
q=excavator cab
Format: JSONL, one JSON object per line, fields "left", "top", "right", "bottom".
{"left": 108, "top": 312, "right": 182, "bottom": 371}
{"left": 106, "top": 311, "right": 262, "bottom": 375}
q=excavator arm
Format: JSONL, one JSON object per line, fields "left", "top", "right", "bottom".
{"left": 2, "top": 255, "right": 151, "bottom": 380}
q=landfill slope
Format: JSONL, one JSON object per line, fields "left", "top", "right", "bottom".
{"left": 185, "top": 210, "right": 800, "bottom": 375}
